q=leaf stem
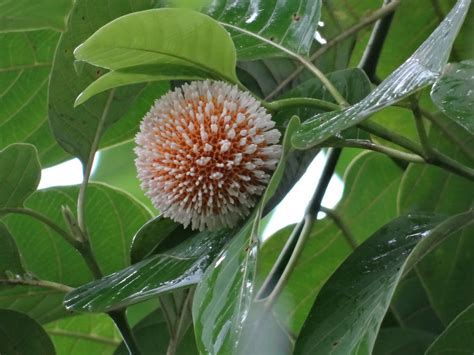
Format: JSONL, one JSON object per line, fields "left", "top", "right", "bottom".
{"left": 265, "top": 0, "right": 401, "bottom": 99}
{"left": 0, "top": 277, "right": 74, "bottom": 293}
{"left": 220, "top": 23, "right": 348, "bottom": 107}
{"left": 320, "top": 207, "right": 358, "bottom": 250}
{"left": 334, "top": 139, "right": 425, "bottom": 163}
{"left": 109, "top": 310, "right": 142, "bottom": 355}
{"left": 77, "top": 89, "right": 115, "bottom": 234}
{"left": 0, "top": 207, "right": 80, "bottom": 248}
{"left": 411, "top": 99, "right": 433, "bottom": 157}
{"left": 265, "top": 97, "right": 339, "bottom": 113}
{"left": 359, "top": 120, "right": 474, "bottom": 180}
{"left": 261, "top": 148, "right": 342, "bottom": 307}
{"left": 166, "top": 289, "right": 193, "bottom": 355}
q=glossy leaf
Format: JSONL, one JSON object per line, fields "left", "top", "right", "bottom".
{"left": 0, "top": 222, "right": 25, "bottom": 278}
{"left": 258, "top": 152, "right": 403, "bottom": 335}
{"left": 64, "top": 228, "right": 234, "bottom": 313}
{"left": 373, "top": 328, "right": 435, "bottom": 355}
{"left": 0, "top": 0, "right": 73, "bottom": 31}
{"left": 398, "top": 126, "right": 474, "bottom": 325}
{"left": 292, "top": 0, "right": 471, "bottom": 149}
{"left": 426, "top": 303, "right": 474, "bottom": 354}
{"left": 167, "top": 0, "right": 322, "bottom": 60}
{"left": 0, "top": 309, "right": 55, "bottom": 355}
{"left": 73, "top": 8, "right": 239, "bottom": 105}
{"left": 130, "top": 214, "right": 180, "bottom": 264}
{"left": 431, "top": 60, "right": 474, "bottom": 135}
{"left": 294, "top": 214, "right": 443, "bottom": 355}
{"left": 192, "top": 222, "right": 254, "bottom": 354}
{"left": 0, "top": 144, "right": 40, "bottom": 208}
{"left": 0, "top": 183, "right": 151, "bottom": 323}
{"left": 48, "top": 0, "right": 166, "bottom": 164}
{"left": 0, "top": 30, "right": 70, "bottom": 167}
{"left": 45, "top": 314, "right": 121, "bottom": 354}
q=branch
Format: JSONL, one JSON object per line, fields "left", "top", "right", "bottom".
{"left": 220, "top": 23, "right": 348, "bottom": 106}
{"left": 359, "top": 0, "right": 398, "bottom": 81}
{"left": 265, "top": 0, "right": 401, "bottom": 99}
{"left": 0, "top": 277, "right": 74, "bottom": 293}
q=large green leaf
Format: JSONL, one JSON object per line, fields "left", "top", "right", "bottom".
{"left": 373, "top": 328, "right": 435, "bottom": 355}
{"left": 165, "top": 0, "right": 322, "bottom": 60}
{"left": 48, "top": 0, "right": 166, "bottom": 163}
{"left": 0, "top": 183, "right": 151, "bottom": 323}
{"left": 45, "top": 314, "right": 121, "bottom": 354}
{"left": 64, "top": 228, "right": 234, "bottom": 313}
{"left": 426, "top": 303, "right": 474, "bottom": 354}
{"left": 294, "top": 214, "right": 443, "bottom": 355}
{"left": 0, "top": 222, "right": 24, "bottom": 278}
{"left": 398, "top": 127, "right": 474, "bottom": 325}
{"left": 257, "top": 152, "right": 403, "bottom": 335}
{"left": 73, "top": 8, "right": 239, "bottom": 105}
{"left": 0, "top": 30, "right": 69, "bottom": 167}
{"left": 431, "top": 60, "right": 474, "bottom": 135}
{"left": 0, "top": 0, "right": 73, "bottom": 32}
{"left": 292, "top": 0, "right": 471, "bottom": 149}
{"left": 0, "top": 309, "right": 55, "bottom": 355}
{"left": 0, "top": 144, "right": 40, "bottom": 208}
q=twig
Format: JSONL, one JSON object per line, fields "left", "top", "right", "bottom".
{"left": 0, "top": 277, "right": 74, "bottom": 293}
{"left": 265, "top": 0, "right": 401, "bottom": 100}
{"left": 265, "top": 97, "right": 340, "bottom": 113}
{"left": 220, "top": 23, "right": 348, "bottom": 106}
{"left": 109, "top": 310, "right": 142, "bottom": 355}
{"left": 320, "top": 206, "right": 358, "bottom": 250}
{"left": 359, "top": 0, "right": 397, "bottom": 81}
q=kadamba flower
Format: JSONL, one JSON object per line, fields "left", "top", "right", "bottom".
{"left": 135, "top": 80, "right": 282, "bottom": 231}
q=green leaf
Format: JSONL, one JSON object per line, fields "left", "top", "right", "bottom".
{"left": 130, "top": 215, "right": 180, "bottom": 264}
{"left": 73, "top": 8, "right": 239, "bottom": 105}
{"left": 426, "top": 303, "right": 474, "bottom": 354}
{"left": 292, "top": 0, "right": 471, "bottom": 149}
{"left": 294, "top": 214, "right": 443, "bottom": 355}
{"left": 389, "top": 271, "right": 444, "bottom": 335}
{"left": 48, "top": 0, "right": 167, "bottom": 163}
{"left": 258, "top": 152, "right": 403, "bottom": 335}
{"left": 166, "top": 0, "right": 322, "bottom": 60}
{"left": 0, "top": 144, "right": 40, "bottom": 208}
{"left": 0, "top": 309, "right": 55, "bottom": 355}
{"left": 0, "top": 30, "right": 71, "bottom": 167}
{"left": 373, "top": 328, "right": 435, "bottom": 355}
{"left": 192, "top": 221, "right": 254, "bottom": 354}
{"left": 45, "top": 314, "right": 121, "bottom": 354}
{"left": 0, "top": 0, "right": 73, "bottom": 32}
{"left": 64, "top": 228, "right": 234, "bottom": 313}
{"left": 398, "top": 126, "right": 474, "bottom": 325}
{"left": 0, "top": 222, "right": 25, "bottom": 278}
{"left": 0, "top": 183, "right": 151, "bottom": 323}
{"left": 114, "top": 310, "right": 198, "bottom": 355}
{"left": 431, "top": 60, "right": 474, "bottom": 135}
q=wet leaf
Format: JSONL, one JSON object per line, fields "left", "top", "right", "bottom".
{"left": 165, "top": 0, "right": 322, "bottom": 60}
{"left": 292, "top": 0, "right": 471, "bottom": 149}
{"left": 294, "top": 214, "right": 443, "bottom": 355}
{"left": 431, "top": 60, "right": 474, "bottom": 135}
{"left": 398, "top": 126, "right": 474, "bottom": 325}
{"left": 64, "top": 228, "right": 234, "bottom": 313}
{"left": 426, "top": 303, "right": 474, "bottom": 354}
{"left": 0, "top": 309, "right": 55, "bottom": 355}
{"left": 0, "top": 144, "right": 41, "bottom": 209}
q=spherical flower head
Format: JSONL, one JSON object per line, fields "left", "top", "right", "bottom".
{"left": 135, "top": 80, "right": 282, "bottom": 231}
